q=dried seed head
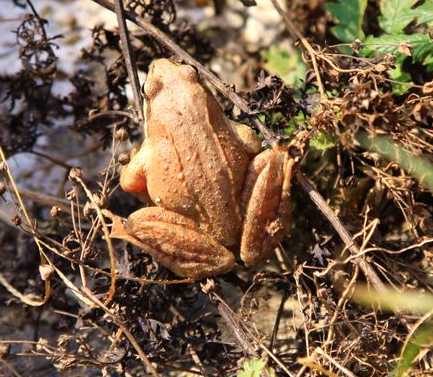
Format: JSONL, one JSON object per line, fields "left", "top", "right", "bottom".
{"left": 12, "top": 214, "right": 21, "bottom": 226}
{"left": 118, "top": 152, "right": 130, "bottom": 165}
{"left": 200, "top": 278, "right": 216, "bottom": 294}
{"left": 0, "top": 343, "right": 10, "bottom": 358}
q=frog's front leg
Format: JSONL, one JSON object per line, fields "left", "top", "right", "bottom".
{"left": 120, "top": 144, "right": 151, "bottom": 202}
{"left": 240, "top": 148, "right": 295, "bottom": 266}
{"left": 110, "top": 207, "right": 236, "bottom": 279}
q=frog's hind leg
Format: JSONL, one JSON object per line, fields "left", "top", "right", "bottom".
{"left": 110, "top": 207, "right": 235, "bottom": 279}
{"left": 240, "top": 148, "right": 295, "bottom": 266}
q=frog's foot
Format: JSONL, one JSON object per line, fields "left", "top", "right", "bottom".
{"left": 240, "top": 147, "right": 295, "bottom": 266}
{"left": 108, "top": 207, "right": 235, "bottom": 279}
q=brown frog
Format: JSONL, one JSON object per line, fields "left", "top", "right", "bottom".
{"left": 111, "top": 59, "right": 298, "bottom": 279}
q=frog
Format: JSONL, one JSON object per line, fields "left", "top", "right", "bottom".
{"left": 110, "top": 58, "right": 298, "bottom": 279}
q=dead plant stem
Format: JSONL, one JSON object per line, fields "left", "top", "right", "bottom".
{"left": 113, "top": 0, "right": 143, "bottom": 121}
{"left": 296, "top": 172, "right": 386, "bottom": 292}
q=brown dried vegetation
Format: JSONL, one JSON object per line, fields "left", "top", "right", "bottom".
{"left": 1, "top": 1, "right": 433, "bottom": 376}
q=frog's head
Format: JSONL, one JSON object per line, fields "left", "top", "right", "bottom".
{"left": 144, "top": 59, "right": 199, "bottom": 100}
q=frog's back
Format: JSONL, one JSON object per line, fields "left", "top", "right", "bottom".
{"left": 143, "top": 59, "right": 251, "bottom": 245}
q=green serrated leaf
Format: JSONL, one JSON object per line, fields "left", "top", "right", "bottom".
{"left": 379, "top": 0, "right": 416, "bottom": 34}
{"left": 380, "top": 0, "right": 433, "bottom": 34}
{"left": 262, "top": 46, "right": 306, "bottom": 87}
{"left": 326, "top": 0, "right": 367, "bottom": 42}
{"left": 410, "top": 1, "right": 433, "bottom": 25}
{"left": 362, "top": 33, "right": 433, "bottom": 64}
{"left": 237, "top": 358, "right": 276, "bottom": 377}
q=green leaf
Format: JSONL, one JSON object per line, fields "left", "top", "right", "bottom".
{"left": 379, "top": 0, "right": 433, "bottom": 34}
{"left": 380, "top": 0, "right": 417, "bottom": 34}
{"left": 389, "top": 62, "right": 413, "bottom": 95}
{"left": 237, "top": 358, "right": 276, "bottom": 377}
{"left": 310, "top": 132, "right": 336, "bottom": 151}
{"left": 362, "top": 33, "right": 433, "bottom": 64}
{"left": 394, "top": 321, "right": 433, "bottom": 377}
{"left": 262, "top": 46, "right": 306, "bottom": 88}
{"left": 357, "top": 133, "right": 433, "bottom": 193}
{"left": 353, "top": 285, "right": 433, "bottom": 314}
{"left": 362, "top": 33, "right": 433, "bottom": 94}
{"left": 326, "top": 0, "right": 367, "bottom": 42}
{"left": 353, "top": 285, "right": 433, "bottom": 377}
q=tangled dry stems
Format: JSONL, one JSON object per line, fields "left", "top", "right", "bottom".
{"left": 1, "top": 0, "right": 433, "bottom": 376}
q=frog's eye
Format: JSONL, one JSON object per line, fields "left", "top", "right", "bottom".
{"left": 179, "top": 65, "right": 198, "bottom": 83}
{"left": 144, "top": 78, "right": 163, "bottom": 100}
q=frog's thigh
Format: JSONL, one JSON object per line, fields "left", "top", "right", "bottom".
{"left": 240, "top": 150, "right": 289, "bottom": 266}
{"left": 125, "top": 207, "right": 235, "bottom": 279}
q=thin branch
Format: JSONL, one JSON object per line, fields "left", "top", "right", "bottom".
{"left": 83, "top": 288, "right": 160, "bottom": 377}
{"left": 73, "top": 175, "right": 117, "bottom": 304}
{"left": 113, "top": 0, "right": 143, "bottom": 121}
{"left": 296, "top": 172, "right": 386, "bottom": 292}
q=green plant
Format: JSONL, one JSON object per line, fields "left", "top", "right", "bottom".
{"left": 237, "top": 358, "right": 276, "bottom": 377}
{"left": 353, "top": 286, "right": 433, "bottom": 377}
{"left": 327, "top": 0, "right": 433, "bottom": 94}
{"left": 262, "top": 44, "right": 306, "bottom": 87}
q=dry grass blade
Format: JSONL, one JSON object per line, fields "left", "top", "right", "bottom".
{"left": 113, "top": 0, "right": 143, "bottom": 121}
{"left": 296, "top": 172, "right": 386, "bottom": 292}
{"left": 73, "top": 175, "right": 117, "bottom": 304}
{"left": 269, "top": 0, "right": 326, "bottom": 101}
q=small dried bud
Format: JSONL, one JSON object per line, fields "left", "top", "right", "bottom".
{"left": 115, "top": 127, "right": 129, "bottom": 141}
{"left": 422, "top": 81, "right": 433, "bottom": 94}
{"left": 351, "top": 39, "right": 363, "bottom": 53}
{"left": 200, "top": 278, "right": 215, "bottom": 294}
{"left": 398, "top": 42, "right": 412, "bottom": 56}
{"left": 36, "top": 338, "right": 49, "bottom": 352}
{"left": 50, "top": 206, "right": 61, "bottom": 217}
{"left": 69, "top": 167, "right": 82, "bottom": 181}
{"left": 11, "top": 214, "right": 21, "bottom": 226}
{"left": 0, "top": 162, "right": 6, "bottom": 172}
{"left": 118, "top": 152, "right": 130, "bottom": 165}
